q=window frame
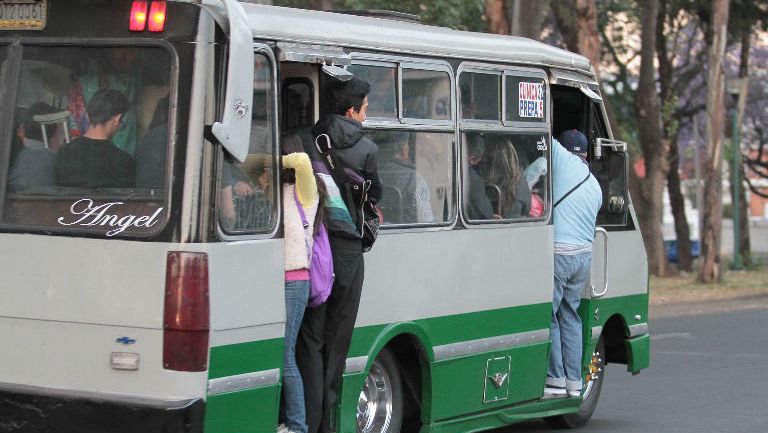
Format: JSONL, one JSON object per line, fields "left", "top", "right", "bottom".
{"left": 216, "top": 43, "right": 281, "bottom": 240}
{"left": 502, "top": 68, "right": 550, "bottom": 129}
{"left": 346, "top": 56, "right": 399, "bottom": 123}
{"left": 457, "top": 63, "right": 503, "bottom": 127}
{"left": 0, "top": 38, "right": 179, "bottom": 239}
{"left": 458, "top": 62, "right": 552, "bottom": 228}
{"left": 349, "top": 53, "right": 459, "bottom": 231}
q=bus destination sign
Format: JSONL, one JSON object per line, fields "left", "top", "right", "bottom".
{"left": 0, "top": 0, "right": 47, "bottom": 31}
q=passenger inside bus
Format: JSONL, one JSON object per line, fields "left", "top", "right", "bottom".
{"left": 7, "top": 103, "right": 61, "bottom": 187}
{"left": 56, "top": 89, "right": 135, "bottom": 188}
{"left": 465, "top": 134, "right": 500, "bottom": 220}
{"left": 135, "top": 97, "right": 169, "bottom": 189}
{"left": 484, "top": 136, "right": 531, "bottom": 219}
{"left": 67, "top": 48, "right": 144, "bottom": 156}
{"left": 378, "top": 131, "right": 435, "bottom": 224}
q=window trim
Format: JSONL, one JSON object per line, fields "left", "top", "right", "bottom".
{"left": 399, "top": 61, "right": 455, "bottom": 127}
{"left": 458, "top": 127, "right": 552, "bottom": 228}
{"left": 217, "top": 43, "right": 281, "bottom": 241}
{"left": 346, "top": 57, "right": 399, "bottom": 122}
{"left": 502, "top": 67, "right": 550, "bottom": 129}
{"left": 457, "top": 64, "right": 503, "bottom": 126}
{"left": 370, "top": 129, "right": 458, "bottom": 230}
{"left": 351, "top": 52, "right": 456, "bottom": 127}
{"left": 0, "top": 38, "right": 180, "bottom": 239}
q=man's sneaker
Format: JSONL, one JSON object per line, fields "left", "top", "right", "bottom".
{"left": 542, "top": 385, "right": 567, "bottom": 398}
{"left": 567, "top": 389, "right": 581, "bottom": 398}
{"left": 276, "top": 424, "right": 296, "bottom": 433}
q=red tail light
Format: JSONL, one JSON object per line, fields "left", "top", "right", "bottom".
{"left": 148, "top": 1, "right": 167, "bottom": 33}
{"left": 129, "top": 1, "right": 148, "bottom": 32}
{"left": 163, "top": 251, "right": 209, "bottom": 372}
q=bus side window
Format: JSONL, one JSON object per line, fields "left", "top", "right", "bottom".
{"left": 372, "top": 130, "right": 454, "bottom": 225}
{"left": 463, "top": 131, "right": 548, "bottom": 222}
{"left": 219, "top": 52, "right": 278, "bottom": 234}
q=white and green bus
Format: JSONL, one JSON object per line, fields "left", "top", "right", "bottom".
{"left": 0, "top": 1, "right": 649, "bottom": 432}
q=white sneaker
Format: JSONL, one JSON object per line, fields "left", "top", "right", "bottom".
{"left": 567, "top": 389, "right": 581, "bottom": 398}
{"left": 276, "top": 424, "right": 294, "bottom": 433}
{"left": 542, "top": 385, "right": 567, "bottom": 399}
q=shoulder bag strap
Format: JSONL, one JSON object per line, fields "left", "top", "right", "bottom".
{"left": 554, "top": 170, "right": 591, "bottom": 209}
{"left": 293, "top": 185, "right": 312, "bottom": 261}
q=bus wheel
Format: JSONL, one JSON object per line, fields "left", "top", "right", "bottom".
{"left": 356, "top": 348, "right": 403, "bottom": 433}
{"left": 544, "top": 336, "right": 606, "bottom": 429}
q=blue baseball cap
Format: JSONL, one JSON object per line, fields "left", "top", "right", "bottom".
{"left": 559, "top": 129, "right": 588, "bottom": 154}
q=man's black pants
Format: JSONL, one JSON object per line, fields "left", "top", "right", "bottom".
{"left": 296, "top": 236, "right": 364, "bottom": 433}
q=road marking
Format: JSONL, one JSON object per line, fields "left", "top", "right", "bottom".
{"left": 651, "top": 332, "right": 693, "bottom": 340}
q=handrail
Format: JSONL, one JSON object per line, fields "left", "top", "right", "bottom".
{"left": 591, "top": 227, "right": 609, "bottom": 298}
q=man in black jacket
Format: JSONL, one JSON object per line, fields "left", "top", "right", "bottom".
{"left": 295, "top": 77, "right": 381, "bottom": 433}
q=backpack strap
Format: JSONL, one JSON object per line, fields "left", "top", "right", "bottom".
{"left": 554, "top": 171, "right": 591, "bottom": 209}
{"left": 314, "top": 133, "right": 370, "bottom": 226}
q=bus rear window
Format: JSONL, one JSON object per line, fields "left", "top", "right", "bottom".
{"left": 0, "top": 44, "right": 172, "bottom": 237}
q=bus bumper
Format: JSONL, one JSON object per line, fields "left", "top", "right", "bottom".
{"left": 0, "top": 384, "right": 204, "bottom": 433}
{"left": 626, "top": 333, "right": 650, "bottom": 373}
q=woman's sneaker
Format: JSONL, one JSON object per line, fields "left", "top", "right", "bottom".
{"left": 567, "top": 388, "right": 581, "bottom": 398}
{"left": 542, "top": 385, "right": 567, "bottom": 398}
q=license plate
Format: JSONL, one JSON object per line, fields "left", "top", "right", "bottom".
{"left": 0, "top": 0, "right": 47, "bottom": 30}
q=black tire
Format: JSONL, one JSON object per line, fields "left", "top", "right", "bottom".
{"left": 544, "top": 336, "right": 606, "bottom": 429}
{"left": 356, "top": 348, "right": 403, "bottom": 433}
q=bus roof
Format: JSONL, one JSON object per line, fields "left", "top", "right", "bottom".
{"left": 236, "top": 3, "right": 595, "bottom": 75}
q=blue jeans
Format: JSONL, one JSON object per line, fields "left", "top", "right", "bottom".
{"left": 547, "top": 252, "right": 591, "bottom": 393}
{"left": 282, "top": 279, "right": 310, "bottom": 433}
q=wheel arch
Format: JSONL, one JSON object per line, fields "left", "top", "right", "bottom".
{"left": 601, "top": 313, "right": 629, "bottom": 364}
{"left": 363, "top": 322, "right": 433, "bottom": 431}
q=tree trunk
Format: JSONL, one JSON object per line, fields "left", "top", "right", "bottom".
{"left": 507, "top": 0, "right": 544, "bottom": 39}
{"left": 634, "top": 0, "right": 668, "bottom": 276}
{"left": 485, "top": 0, "right": 510, "bottom": 35}
{"left": 657, "top": 0, "right": 692, "bottom": 272}
{"left": 698, "top": 0, "right": 730, "bottom": 283}
{"left": 730, "top": 30, "right": 752, "bottom": 267}
{"left": 575, "top": 0, "right": 600, "bottom": 68}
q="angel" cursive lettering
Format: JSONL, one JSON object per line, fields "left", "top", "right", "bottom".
{"left": 57, "top": 199, "right": 164, "bottom": 236}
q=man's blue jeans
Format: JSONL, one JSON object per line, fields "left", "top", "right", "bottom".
{"left": 547, "top": 252, "right": 591, "bottom": 393}
{"left": 281, "top": 279, "right": 310, "bottom": 433}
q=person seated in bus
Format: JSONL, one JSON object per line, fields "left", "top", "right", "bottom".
{"left": 56, "top": 89, "right": 135, "bottom": 189}
{"left": 135, "top": 97, "right": 169, "bottom": 189}
{"left": 544, "top": 129, "right": 602, "bottom": 399}
{"left": 67, "top": 48, "right": 144, "bottom": 156}
{"left": 484, "top": 138, "right": 531, "bottom": 219}
{"left": 524, "top": 156, "right": 548, "bottom": 217}
{"left": 278, "top": 150, "right": 326, "bottom": 433}
{"left": 465, "top": 134, "right": 499, "bottom": 220}
{"left": 378, "top": 132, "right": 434, "bottom": 224}
{"left": 7, "top": 104, "right": 60, "bottom": 188}
{"left": 296, "top": 77, "right": 380, "bottom": 433}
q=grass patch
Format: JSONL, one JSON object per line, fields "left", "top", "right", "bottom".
{"left": 650, "top": 265, "right": 768, "bottom": 305}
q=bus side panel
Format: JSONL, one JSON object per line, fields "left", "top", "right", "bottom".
{"left": 346, "top": 226, "right": 554, "bottom": 424}
{"left": 430, "top": 342, "right": 550, "bottom": 420}
{"left": 0, "top": 235, "right": 207, "bottom": 399}
{"left": 203, "top": 240, "right": 285, "bottom": 433}
{"left": 204, "top": 386, "right": 280, "bottom": 433}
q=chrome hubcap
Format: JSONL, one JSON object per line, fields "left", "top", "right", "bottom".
{"left": 357, "top": 361, "right": 393, "bottom": 433}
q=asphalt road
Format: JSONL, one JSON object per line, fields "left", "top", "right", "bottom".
{"left": 491, "top": 296, "right": 768, "bottom": 433}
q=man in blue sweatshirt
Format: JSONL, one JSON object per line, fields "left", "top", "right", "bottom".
{"left": 544, "top": 130, "right": 603, "bottom": 399}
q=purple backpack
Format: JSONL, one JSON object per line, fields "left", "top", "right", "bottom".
{"left": 294, "top": 188, "right": 334, "bottom": 307}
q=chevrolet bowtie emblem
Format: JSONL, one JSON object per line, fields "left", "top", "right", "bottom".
{"left": 489, "top": 373, "right": 508, "bottom": 389}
